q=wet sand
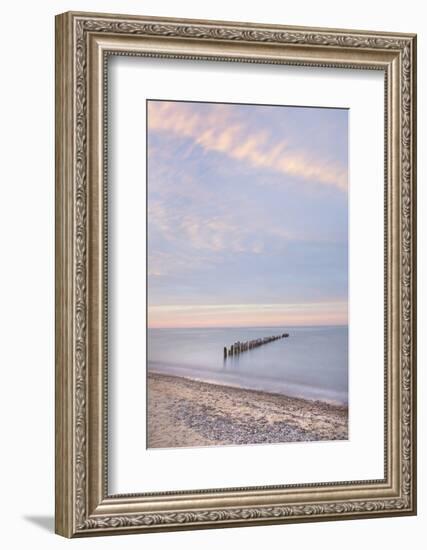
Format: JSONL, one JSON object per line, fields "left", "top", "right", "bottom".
{"left": 148, "top": 373, "right": 348, "bottom": 448}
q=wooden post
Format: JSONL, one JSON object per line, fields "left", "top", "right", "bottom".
{"left": 223, "top": 333, "right": 289, "bottom": 357}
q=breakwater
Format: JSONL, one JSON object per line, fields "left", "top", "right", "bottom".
{"left": 224, "top": 333, "right": 289, "bottom": 359}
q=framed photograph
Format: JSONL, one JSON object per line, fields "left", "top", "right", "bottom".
{"left": 55, "top": 11, "right": 417, "bottom": 537}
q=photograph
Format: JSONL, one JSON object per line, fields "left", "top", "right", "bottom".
{"left": 147, "top": 99, "right": 349, "bottom": 449}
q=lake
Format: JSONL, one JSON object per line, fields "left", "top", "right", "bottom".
{"left": 148, "top": 326, "right": 348, "bottom": 405}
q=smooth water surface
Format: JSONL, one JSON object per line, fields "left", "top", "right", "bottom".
{"left": 148, "top": 326, "right": 348, "bottom": 405}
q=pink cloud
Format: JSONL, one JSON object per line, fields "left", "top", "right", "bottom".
{"left": 148, "top": 302, "right": 348, "bottom": 329}
{"left": 147, "top": 101, "right": 347, "bottom": 191}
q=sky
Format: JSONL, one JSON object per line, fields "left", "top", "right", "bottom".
{"left": 147, "top": 100, "right": 348, "bottom": 328}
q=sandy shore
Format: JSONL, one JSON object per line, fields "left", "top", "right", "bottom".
{"left": 148, "top": 373, "right": 348, "bottom": 448}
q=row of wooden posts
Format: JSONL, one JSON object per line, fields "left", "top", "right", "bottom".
{"left": 224, "top": 333, "right": 289, "bottom": 359}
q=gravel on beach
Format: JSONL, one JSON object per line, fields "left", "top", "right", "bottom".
{"left": 148, "top": 372, "right": 348, "bottom": 449}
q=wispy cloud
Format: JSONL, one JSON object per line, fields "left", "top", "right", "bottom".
{"left": 147, "top": 100, "right": 348, "bottom": 327}
{"left": 148, "top": 200, "right": 291, "bottom": 264}
{"left": 148, "top": 101, "right": 347, "bottom": 191}
{"left": 148, "top": 249, "right": 219, "bottom": 278}
{"left": 148, "top": 302, "right": 348, "bottom": 328}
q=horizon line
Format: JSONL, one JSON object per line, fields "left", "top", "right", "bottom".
{"left": 147, "top": 323, "right": 349, "bottom": 330}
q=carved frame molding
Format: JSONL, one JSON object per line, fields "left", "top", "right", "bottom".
{"left": 55, "top": 11, "right": 416, "bottom": 537}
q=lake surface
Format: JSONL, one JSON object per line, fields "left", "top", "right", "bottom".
{"left": 148, "top": 326, "right": 348, "bottom": 405}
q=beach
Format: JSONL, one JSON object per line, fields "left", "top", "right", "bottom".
{"left": 147, "top": 372, "right": 348, "bottom": 449}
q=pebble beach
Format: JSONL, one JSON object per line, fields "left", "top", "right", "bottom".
{"left": 147, "top": 372, "right": 348, "bottom": 449}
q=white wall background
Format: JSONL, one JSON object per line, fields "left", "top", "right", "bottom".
{"left": 0, "top": 1, "right": 424, "bottom": 548}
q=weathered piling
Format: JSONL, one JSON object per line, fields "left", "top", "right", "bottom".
{"left": 224, "top": 332, "right": 289, "bottom": 358}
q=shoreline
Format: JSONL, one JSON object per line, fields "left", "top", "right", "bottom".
{"left": 148, "top": 367, "right": 347, "bottom": 406}
{"left": 148, "top": 372, "right": 348, "bottom": 449}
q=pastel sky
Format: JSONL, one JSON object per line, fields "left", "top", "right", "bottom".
{"left": 147, "top": 100, "right": 348, "bottom": 328}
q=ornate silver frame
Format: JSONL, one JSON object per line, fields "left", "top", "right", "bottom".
{"left": 55, "top": 11, "right": 417, "bottom": 537}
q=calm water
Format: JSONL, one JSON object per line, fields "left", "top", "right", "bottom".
{"left": 148, "top": 326, "right": 348, "bottom": 405}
